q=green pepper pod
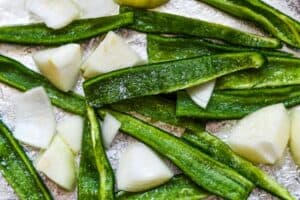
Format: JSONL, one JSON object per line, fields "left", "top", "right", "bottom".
{"left": 84, "top": 52, "right": 265, "bottom": 107}
{"left": 147, "top": 34, "right": 292, "bottom": 63}
{"left": 217, "top": 56, "right": 300, "bottom": 89}
{"left": 78, "top": 117, "right": 99, "bottom": 200}
{"left": 197, "top": 0, "right": 300, "bottom": 48}
{"left": 86, "top": 106, "right": 115, "bottom": 200}
{"left": 120, "top": 6, "right": 281, "bottom": 48}
{"left": 0, "top": 13, "right": 133, "bottom": 45}
{"left": 0, "top": 120, "right": 52, "bottom": 200}
{"left": 109, "top": 95, "right": 203, "bottom": 131}
{"left": 176, "top": 88, "right": 300, "bottom": 119}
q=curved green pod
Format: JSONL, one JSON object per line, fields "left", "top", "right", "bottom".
{"left": 109, "top": 95, "right": 203, "bottom": 131}
{"left": 99, "top": 109, "right": 254, "bottom": 200}
{"left": 0, "top": 120, "right": 52, "bottom": 200}
{"left": 147, "top": 35, "right": 291, "bottom": 63}
{"left": 84, "top": 52, "right": 265, "bottom": 107}
{"left": 0, "top": 13, "right": 133, "bottom": 45}
{"left": 0, "top": 55, "right": 85, "bottom": 115}
{"left": 216, "top": 56, "right": 300, "bottom": 89}
{"left": 86, "top": 106, "right": 115, "bottom": 200}
{"left": 78, "top": 117, "right": 99, "bottom": 200}
{"left": 120, "top": 6, "right": 280, "bottom": 48}
{"left": 182, "top": 131, "right": 295, "bottom": 200}
{"left": 116, "top": 175, "right": 209, "bottom": 200}
{"left": 176, "top": 88, "right": 300, "bottom": 119}
{"left": 197, "top": 0, "right": 300, "bottom": 48}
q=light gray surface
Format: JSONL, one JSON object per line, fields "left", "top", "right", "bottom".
{"left": 0, "top": 0, "right": 300, "bottom": 199}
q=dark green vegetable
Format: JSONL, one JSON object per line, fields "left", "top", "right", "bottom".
{"left": 84, "top": 52, "right": 265, "bottom": 107}
{"left": 147, "top": 34, "right": 292, "bottom": 63}
{"left": 176, "top": 89, "right": 300, "bottom": 119}
{"left": 110, "top": 95, "right": 203, "bottom": 131}
{"left": 116, "top": 175, "right": 209, "bottom": 200}
{"left": 120, "top": 6, "right": 280, "bottom": 48}
{"left": 0, "top": 13, "right": 133, "bottom": 45}
{"left": 0, "top": 55, "right": 85, "bottom": 115}
{"left": 86, "top": 106, "right": 115, "bottom": 200}
{"left": 197, "top": 0, "right": 300, "bottom": 48}
{"left": 217, "top": 56, "right": 300, "bottom": 89}
{"left": 0, "top": 120, "right": 52, "bottom": 200}
{"left": 98, "top": 109, "right": 254, "bottom": 200}
{"left": 182, "top": 131, "right": 295, "bottom": 200}
{"left": 78, "top": 117, "right": 99, "bottom": 200}
{"left": 218, "top": 86, "right": 300, "bottom": 96}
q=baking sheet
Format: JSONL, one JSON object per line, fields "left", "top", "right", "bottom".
{"left": 0, "top": 0, "right": 300, "bottom": 199}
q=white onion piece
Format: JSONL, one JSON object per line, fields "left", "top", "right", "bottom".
{"left": 228, "top": 104, "right": 290, "bottom": 164}
{"left": 14, "top": 87, "right": 56, "bottom": 149}
{"left": 117, "top": 142, "right": 173, "bottom": 192}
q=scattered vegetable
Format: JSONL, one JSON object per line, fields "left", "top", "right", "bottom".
{"left": 99, "top": 109, "right": 254, "bottom": 200}
{"left": 187, "top": 80, "right": 216, "bottom": 109}
{"left": 36, "top": 136, "right": 77, "bottom": 191}
{"left": 73, "top": 0, "right": 119, "bottom": 19}
{"left": 228, "top": 104, "right": 290, "bottom": 164}
{"left": 78, "top": 117, "right": 99, "bottom": 200}
{"left": 115, "top": 0, "right": 169, "bottom": 8}
{"left": 57, "top": 115, "right": 84, "bottom": 154}
{"left": 109, "top": 95, "right": 203, "bottom": 131}
{"left": 116, "top": 175, "right": 209, "bottom": 200}
{"left": 0, "top": 120, "right": 52, "bottom": 200}
{"left": 197, "top": 0, "right": 300, "bottom": 48}
{"left": 26, "top": 0, "right": 80, "bottom": 29}
{"left": 121, "top": 6, "right": 281, "bottom": 48}
{"left": 82, "top": 31, "right": 144, "bottom": 78}
{"left": 101, "top": 113, "right": 121, "bottom": 148}
{"left": 84, "top": 52, "right": 265, "bottom": 107}
{"left": 289, "top": 107, "right": 300, "bottom": 167}
{"left": 217, "top": 56, "right": 300, "bottom": 90}
{"left": 86, "top": 106, "right": 115, "bottom": 200}
{"left": 183, "top": 131, "right": 296, "bottom": 200}
{"left": 0, "top": 12, "right": 133, "bottom": 45}
{"left": 117, "top": 142, "right": 173, "bottom": 192}
{"left": 14, "top": 87, "right": 56, "bottom": 149}
{"left": 147, "top": 35, "right": 292, "bottom": 63}
{"left": 33, "top": 44, "right": 82, "bottom": 92}
{"left": 176, "top": 87, "right": 300, "bottom": 119}
{"left": 0, "top": 55, "right": 85, "bottom": 115}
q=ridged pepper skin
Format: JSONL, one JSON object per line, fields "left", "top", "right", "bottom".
{"left": 0, "top": 120, "right": 53, "bottom": 200}
{"left": 0, "top": 13, "right": 134, "bottom": 45}
{"left": 84, "top": 52, "right": 265, "bottom": 107}
{"left": 121, "top": 6, "right": 281, "bottom": 48}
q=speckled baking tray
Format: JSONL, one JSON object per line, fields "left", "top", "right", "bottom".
{"left": 0, "top": 0, "right": 300, "bottom": 199}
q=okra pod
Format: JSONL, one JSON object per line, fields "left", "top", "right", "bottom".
{"left": 147, "top": 34, "right": 291, "bottom": 63}
{"left": 182, "top": 131, "right": 295, "bottom": 200}
{"left": 78, "top": 117, "right": 99, "bottom": 200}
{"left": 110, "top": 95, "right": 203, "bottom": 131}
{"left": 116, "top": 175, "right": 209, "bottom": 200}
{"left": 0, "top": 55, "right": 85, "bottom": 115}
{"left": 84, "top": 52, "right": 265, "bottom": 107}
{"left": 120, "top": 6, "right": 280, "bottom": 48}
{"left": 0, "top": 13, "right": 134, "bottom": 45}
{"left": 217, "top": 56, "right": 300, "bottom": 89}
{"left": 197, "top": 0, "right": 300, "bottom": 48}
{"left": 176, "top": 89, "right": 300, "bottom": 119}
{"left": 86, "top": 106, "right": 115, "bottom": 200}
{"left": 0, "top": 120, "right": 52, "bottom": 200}
{"left": 98, "top": 109, "right": 254, "bottom": 200}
